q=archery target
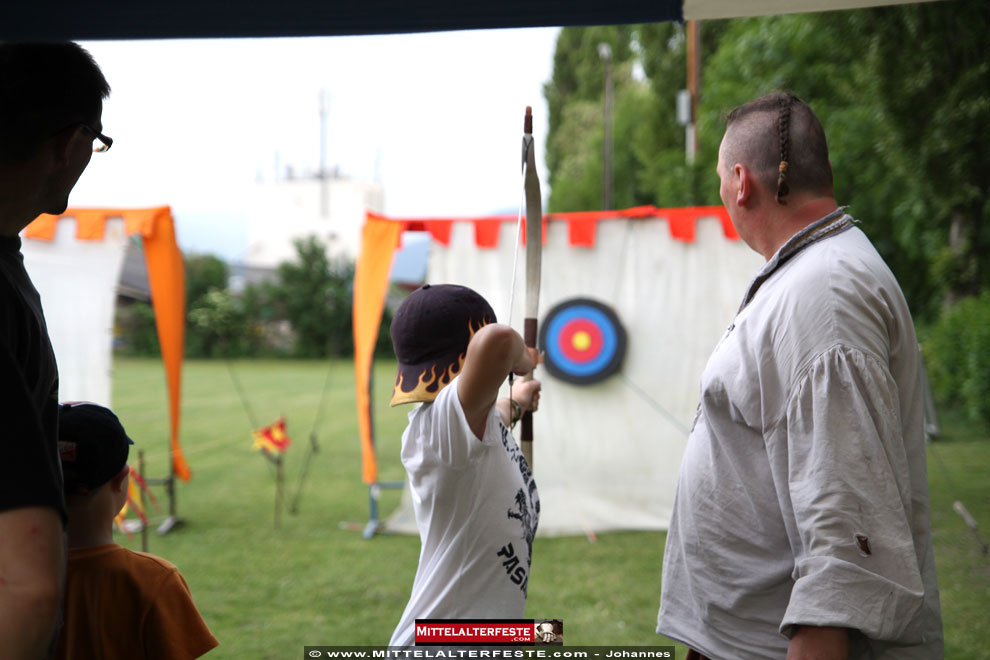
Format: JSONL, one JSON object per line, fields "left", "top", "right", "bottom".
{"left": 540, "top": 298, "right": 626, "bottom": 385}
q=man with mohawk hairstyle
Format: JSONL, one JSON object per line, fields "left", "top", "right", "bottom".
{"left": 658, "top": 92, "right": 942, "bottom": 659}
{"left": 388, "top": 284, "right": 542, "bottom": 648}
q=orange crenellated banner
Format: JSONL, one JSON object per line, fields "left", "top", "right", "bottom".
{"left": 25, "top": 207, "right": 190, "bottom": 482}
{"left": 364, "top": 205, "right": 736, "bottom": 250}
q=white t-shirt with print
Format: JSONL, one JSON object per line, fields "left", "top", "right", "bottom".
{"left": 390, "top": 376, "right": 540, "bottom": 647}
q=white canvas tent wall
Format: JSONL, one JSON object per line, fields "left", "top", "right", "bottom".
{"left": 21, "top": 217, "right": 129, "bottom": 407}
{"left": 376, "top": 209, "right": 763, "bottom": 537}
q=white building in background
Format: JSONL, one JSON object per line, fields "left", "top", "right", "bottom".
{"left": 244, "top": 170, "right": 385, "bottom": 268}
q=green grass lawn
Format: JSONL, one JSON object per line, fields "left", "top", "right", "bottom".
{"left": 111, "top": 357, "right": 990, "bottom": 658}
{"left": 926, "top": 409, "right": 990, "bottom": 660}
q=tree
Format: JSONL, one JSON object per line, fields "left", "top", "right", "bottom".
{"left": 849, "top": 2, "right": 989, "bottom": 309}
{"left": 184, "top": 254, "right": 228, "bottom": 307}
{"left": 545, "top": 25, "right": 648, "bottom": 211}
{"left": 117, "top": 253, "right": 234, "bottom": 358}
{"left": 184, "top": 254, "right": 233, "bottom": 357}
{"left": 699, "top": 4, "right": 989, "bottom": 320}
{"left": 545, "top": 22, "right": 731, "bottom": 212}
{"left": 262, "top": 236, "right": 395, "bottom": 358}
{"left": 543, "top": 4, "right": 989, "bottom": 321}
{"left": 265, "top": 236, "right": 354, "bottom": 358}
{"left": 187, "top": 288, "right": 262, "bottom": 358}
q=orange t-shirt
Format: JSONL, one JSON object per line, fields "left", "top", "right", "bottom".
{"left": 55, "top": 544, "right": 218, "bottom": 659}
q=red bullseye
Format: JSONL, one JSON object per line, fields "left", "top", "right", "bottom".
{"left": 559, "top": 319, "right": 603, "bottom": 363}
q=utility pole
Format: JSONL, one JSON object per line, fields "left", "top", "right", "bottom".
{"left": 686, "top": 20, "right": 701, "bottom": 165}
{"left": 598, "top": 42, "right": 614, "bottom": 211}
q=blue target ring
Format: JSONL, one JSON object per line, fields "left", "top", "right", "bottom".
{"left": 540, "top": 298, "right": 626, "bottom": 385}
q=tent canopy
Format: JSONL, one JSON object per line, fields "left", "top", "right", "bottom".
{"left": 1, "top": 0, "right": 933, "bottom": 40}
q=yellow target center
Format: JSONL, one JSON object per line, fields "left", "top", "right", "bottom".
{"left": 572, "top": 331, "right": 592, "bottom": 351}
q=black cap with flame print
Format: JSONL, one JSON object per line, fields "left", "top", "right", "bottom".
{"left": 390, "top": 284, "right": 496, "bottom": 406}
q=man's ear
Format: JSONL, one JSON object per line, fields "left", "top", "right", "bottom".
{"left": 734, "top": 163, "right": 754, "bottom": 206}
{"left": 50, "top": 125, "right": 81, "bottom": 167}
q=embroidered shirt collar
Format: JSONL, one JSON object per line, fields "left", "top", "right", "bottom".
{"left": 738, "top": 206, "right": 854, "bottom": 313}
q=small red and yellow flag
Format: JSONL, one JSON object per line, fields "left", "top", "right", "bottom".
{"left": 252, "top": 417, "right": 292, "bottom": 455}
{"left": 114, "top": 467, "right": 161, "bottom": 534}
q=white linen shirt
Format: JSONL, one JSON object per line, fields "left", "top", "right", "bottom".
{"left": 658, "top": 212, "right": 943, "bottom": 659}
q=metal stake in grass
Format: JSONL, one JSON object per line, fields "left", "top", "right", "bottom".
{"left": 274, "top": 451, "right": 283, "bottom": 529}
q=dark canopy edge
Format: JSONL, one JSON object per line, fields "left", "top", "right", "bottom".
{"left": 1, "top": 0, "right": 683, "bottom": 41}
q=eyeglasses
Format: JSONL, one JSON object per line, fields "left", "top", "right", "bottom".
{"left": 80, "top": 124, "right": 113, "bottom": 153}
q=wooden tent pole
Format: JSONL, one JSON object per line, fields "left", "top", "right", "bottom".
{"left": 139, "top": 450, "right": 148, "bottom": 552}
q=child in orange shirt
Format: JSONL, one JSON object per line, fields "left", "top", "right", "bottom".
{"left": 55, "top": 402, "right": 218, "bottom": 660}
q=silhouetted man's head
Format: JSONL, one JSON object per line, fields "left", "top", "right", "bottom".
{"left": 0, "top": 42, "right": 111, "bottom": 164}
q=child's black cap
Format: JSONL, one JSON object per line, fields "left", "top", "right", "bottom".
{"left": 58, "top": 402, "right": 133, "bottom": 495}
{"left": 390, "top": 284, "right": 496, "bottom": 406}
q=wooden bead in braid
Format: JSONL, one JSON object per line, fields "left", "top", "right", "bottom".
{"left": 775, "top": 97, "right": 792, "bottom": 205}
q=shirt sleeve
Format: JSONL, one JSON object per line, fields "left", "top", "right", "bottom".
{"left": 144, "top": 567, "right": 219, "bottom": 660}
{"left": 420, "top": 377, "right": 493, "bottom": 469}
{"left": 779, "top": 345, "right": 926, "bottom": 642}
{"left": 0, "top": 339, "right": 65, "bottom": 521}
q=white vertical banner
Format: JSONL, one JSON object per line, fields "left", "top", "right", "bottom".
{"left": 21, "top": 217, "right": 129, "bottom": 407}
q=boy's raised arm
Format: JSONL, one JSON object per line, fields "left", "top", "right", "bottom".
{"left": 458, "top": 323, "right": 536, "bottom": 438}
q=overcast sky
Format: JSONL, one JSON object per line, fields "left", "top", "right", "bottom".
{"left": 71, "top": 29, "right": 560, "bottom": 260}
